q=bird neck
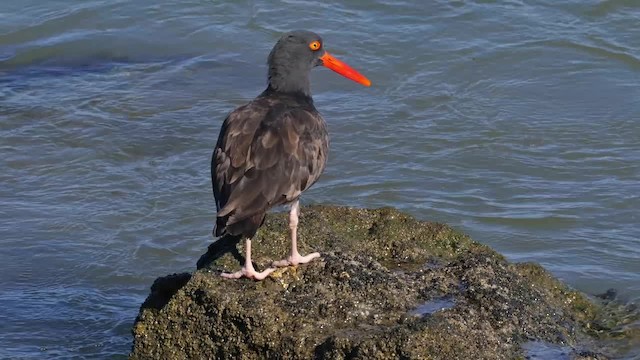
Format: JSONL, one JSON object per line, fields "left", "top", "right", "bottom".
{"left": 262, "top": 84, "right": 314, "bottom": 105}
{"left": 267, "top": 63, "right": 312, "bottom": 97}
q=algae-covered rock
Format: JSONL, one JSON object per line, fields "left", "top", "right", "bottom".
{"left": 130, "top": 206, "right": 638, "bottom": 359}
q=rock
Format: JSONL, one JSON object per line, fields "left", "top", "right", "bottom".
{"left": 129, "top": 206, "right": 639, "bottom": 359}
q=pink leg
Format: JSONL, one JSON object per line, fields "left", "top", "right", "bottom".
{"left": 221, "top": 239, "right": 275, "bottom": 280}
{"left": 273, "top": 200, "right": 320, "bottom": 267}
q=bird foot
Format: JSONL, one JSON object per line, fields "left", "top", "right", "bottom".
{"left": 221, "top": 265, "right": 275, "bottom": 280}
{"left": 272, "top": 251, "right": 320, "bottom": 267}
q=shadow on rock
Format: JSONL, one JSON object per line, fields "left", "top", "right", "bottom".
{"left": 196, "top": 234, "right": 243, "bottom": 270}
{"left": 139, "top": 273, "right": 192, "bottom": 311}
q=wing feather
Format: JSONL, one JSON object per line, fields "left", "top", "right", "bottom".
{"left": 211, "top": 98, "right": 328, "bottom": 237}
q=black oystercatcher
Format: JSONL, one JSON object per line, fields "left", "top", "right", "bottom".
{"left": 212, "top": 30, "right": 370, "bottom": 280}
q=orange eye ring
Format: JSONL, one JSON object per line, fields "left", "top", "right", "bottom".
{"left": 309, "top": 41, "right": 321, "bottom": 51}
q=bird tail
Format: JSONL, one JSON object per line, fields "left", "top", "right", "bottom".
{"left": 214, "top": 216, "right": 228, "bottom": 237}
{"left": 214, "top": 212, "right": 266, "bottom": 239}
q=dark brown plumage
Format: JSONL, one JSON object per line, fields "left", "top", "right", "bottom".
{"left": 211, "top": 30, "right": 370, "bottom": 280}
{"left": 212, "top": 95, "right": 328, "bottom": 238}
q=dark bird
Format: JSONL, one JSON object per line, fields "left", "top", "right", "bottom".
{"left": 212, "top": 30, "right": 370, "bottom": 280}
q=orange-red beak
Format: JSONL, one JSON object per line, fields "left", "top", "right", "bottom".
{"left": 320, "top": 52, "right": 371, "bottom": 87}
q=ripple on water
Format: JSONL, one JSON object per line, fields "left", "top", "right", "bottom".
{"left": 2, "top": 0, "right": 640, "bottom": 359}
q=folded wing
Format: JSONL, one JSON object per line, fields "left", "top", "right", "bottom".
{"left": 211, "top": 98, "right": 328, "bottom": 237}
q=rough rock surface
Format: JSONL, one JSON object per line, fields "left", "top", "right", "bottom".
{"left": 130, "top": 206, "right": 639, "bottom": 359}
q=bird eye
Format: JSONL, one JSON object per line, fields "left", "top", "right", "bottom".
{"left": 309, "top": 41, "right": 321, "bottom": 51}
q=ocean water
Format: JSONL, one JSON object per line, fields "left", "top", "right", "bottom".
{"left": 1, "top": 0, "right": 639, "bottom": 358}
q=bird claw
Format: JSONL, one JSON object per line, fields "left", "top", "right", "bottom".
{"left": 272, "top": 251, "right": 320, "bottom": 267}
{"left": 221, "top": 266, "right": 275, "bottom": 280}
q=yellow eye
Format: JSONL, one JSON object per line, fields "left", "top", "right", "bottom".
{"left": 309, "top": 41, "right": 321, "bottom": 51}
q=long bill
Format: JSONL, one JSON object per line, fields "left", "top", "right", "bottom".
{"left": 320, "top": 52, "right": 371, "bottom": 87}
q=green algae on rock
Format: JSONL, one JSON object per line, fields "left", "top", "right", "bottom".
{"left": 130, "top": 206, "right": 637, "bottom": 359}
